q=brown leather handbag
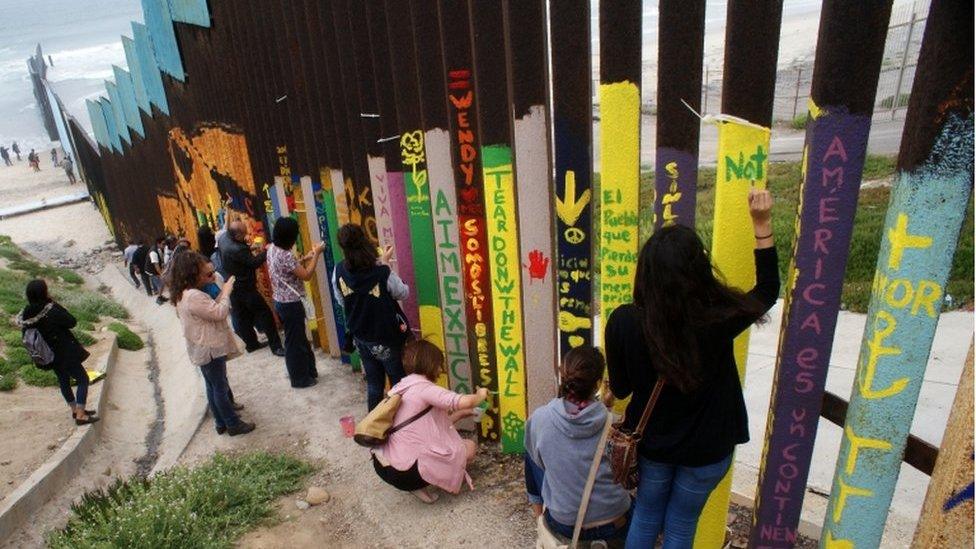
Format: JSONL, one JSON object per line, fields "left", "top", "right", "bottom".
{"left": 607, "top": 379, "right": 665, "bottom": 490}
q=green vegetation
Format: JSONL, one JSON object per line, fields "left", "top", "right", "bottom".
{"left": 49, "top": 452, "right": 314, "bottom": 549}
{"left": 0, "top": 373, "right": 16, "bottom": 391}
{"left": 108, "top": 322, "right": 144, "bottom": 351}
{"left": 19, "top": 364, "right": 59, "bottom": 387}
{"left": 0, "top": 237, "right": 130, "bottom": 389}
{"left": 879, "top": 93, "right": 911, "bottom": 109}
{"left": 618, "top": 155, "right": 973, "bottom": 313}
{"left": 790, "top": 113, "right": 809, "bottom": 130}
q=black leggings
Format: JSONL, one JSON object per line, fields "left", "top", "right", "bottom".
{"left": 54, "top": 362, "right": 89, "bottom": 407}
{"left": 372, "top": 455, "right": 428, "bottom": 491}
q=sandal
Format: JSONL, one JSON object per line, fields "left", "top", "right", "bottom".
{"left": 411, "top": 488, "right": 439, "bottom": 504}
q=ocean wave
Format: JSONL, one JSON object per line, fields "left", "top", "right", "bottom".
{"left": 45, "top": 42, "right": 125, "bottom": 81}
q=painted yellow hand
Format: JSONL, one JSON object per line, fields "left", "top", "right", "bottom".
{"left": 558, "top": 311, "right": 592, "bottom": 334}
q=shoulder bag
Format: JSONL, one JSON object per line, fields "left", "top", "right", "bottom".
{"left": 353, "top": 388, "right": 432, "bottom": 447}
{"left": 607, "top": 379, "right": 665, "bottom": 490}
{"left": 536, "top": 408, "right": 614, "bottom": 549}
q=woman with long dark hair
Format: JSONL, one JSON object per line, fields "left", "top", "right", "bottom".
{"left": 332, "top": 223, "right": 411, "bottom": 411}
{"left": 18, "top": 279, "right": 98, "bottom": 425}
{"left": 170, "top": 252, "right": 254, "bottom": 436}
{"left": 267, "top": 217, "right": 325, "bottom": 388}
{"left": 605, "top": 189, "right": 779, "bottom": 548}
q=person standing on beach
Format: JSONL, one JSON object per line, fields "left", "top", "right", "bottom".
{"left": 63, "top": 155, "right": 76, "bottom": 184}
{"left": 218, "top": 220, "right": 284, "bottom": 355}
{"left": 27, "top": 149, "right": 40, "bottom": 171}
{"left": 50, "top": 148, "right": 58, "bottom": 167}
{"left": 12, "top": 142, "right": 20, "bottom": 161}
{"left": 0, "top": 147, "right": 10, "bottom": 166}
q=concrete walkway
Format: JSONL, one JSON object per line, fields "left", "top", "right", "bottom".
{"left": 735, "top": 300, "right": 972, "bottom": 547}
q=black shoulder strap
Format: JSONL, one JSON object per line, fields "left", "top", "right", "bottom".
{"left": 387, "top": 406, "right": 432, "bottom": 435}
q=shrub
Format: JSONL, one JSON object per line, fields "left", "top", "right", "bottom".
{"left": 72, "top": 329, "right": 97, "bottom": 347}
{"left": 19, "top": 364, "right": 59, "bottom": 387}
{"left": 6, "top": 347, "right": 33, "bottom": 367}
{"left": 0, "top": 373, "right": 16, "bottom": 391}
{"left": 790, "top": 113, "right": 809, "bottom": 130}
{"left": 59, "top": 293, "right": 129, "bottom": 321}
{"left": 0, "top": 358, "right": 15, "bottom": 375}
{"left": 108, "top": 322, "right": 144, "bottom": 351}
{"left": 49, "top": 452, "right": 314, "bottom": 548}
{"left": 77, "top": 320, "right": 96, "bottom": 332}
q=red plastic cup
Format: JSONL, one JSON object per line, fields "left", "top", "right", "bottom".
{"left": 340, "top": 415, "right": 355, "bottom": 438}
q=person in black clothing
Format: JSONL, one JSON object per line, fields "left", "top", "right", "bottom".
{"left": 11, "top": 141, "right": 20, "bottom": 161}
{"left": 605, "top": 189, "right": 779, "bottom": 549}
{"left": 218, "top": 220, "right": 283, "bottom": 355}
{"left": 18, "top": 280, "right": 98, "bottom": 425}
{"left": 0, "top": 146, "right": 10, "bottom": 166}
{"left": 333, "top": 223, "right": 411, "bottom": 410}
{"left": 197, "top": 225, "right": 217, "bottom": 259}
{"left": 131, "top": 242, "right": 154, "bottom": 297}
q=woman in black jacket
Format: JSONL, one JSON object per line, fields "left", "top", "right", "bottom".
{"left": 605, "top": 189, "right": 779, "bottom": 548}
{"left": 19, "top": 279, "right": 98, "bottom": 425}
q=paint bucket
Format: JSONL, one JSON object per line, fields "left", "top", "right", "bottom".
{"left": 339, "top": 415, "right": 355, "bottom": 438}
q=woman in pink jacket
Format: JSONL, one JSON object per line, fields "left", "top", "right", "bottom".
{"left": 373, "top": 339, "right": 488, "bottom": 503}
{"left": 169, "top": 252, "right": 255, "bottom": 436}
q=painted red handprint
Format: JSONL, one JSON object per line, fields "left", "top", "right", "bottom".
{"left": 524, "top": 249, "right": 550, "bottom": 283}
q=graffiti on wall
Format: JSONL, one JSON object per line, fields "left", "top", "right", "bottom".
{"left": 751, "top": 102, "right": 872, "bottom": 548}
{"left": 448, "top": 68, "right": 500, "bottom": 442}
{"left": 482, "top": 145, "right": 527, "bottom": 452}
{"left": 822, "top": 112, "right": 974, "bottom": 548}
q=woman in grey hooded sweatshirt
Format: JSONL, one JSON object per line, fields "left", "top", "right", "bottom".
{"left": 524, "top": 346, "right": 631, "bottom": 542}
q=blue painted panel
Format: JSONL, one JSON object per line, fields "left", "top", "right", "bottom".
{"left": 44, "top": 83, "right": 76, "bottom": 162}
{"left": 141, "top": 0, "right": 184, "bottom": 81}
{"left": 85, "top": 99, "right": 110, "bottom": 151}
{"left": 99, "top": 98, "right": 123, "bottom": 153}
{"left": 132, "top": 22, "right": 169, "bottom": 114}
{"left": 122, "top": 36, "right": 151, "bottom": 114}
{"left": 168, "top": 0, "right": 210, "bottom": 27}
{"left": 113, "top": 66, "right": 145, "bottom": 138}
{"left": 104, "top": 81, "right": 130, "bottom": 146}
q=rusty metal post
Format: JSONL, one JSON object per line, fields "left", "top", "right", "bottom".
{"left": 749, "top": 2, "right": 894, "bottom": 547}
{"left": 653, "top": 0, "right": 706, "bottom": 230}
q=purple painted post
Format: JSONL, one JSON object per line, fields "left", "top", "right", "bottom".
{"left": 749, "top": 3, "right": 893, "bottom": 547}
{"left": 385, "top": 170, "right": 421, "bottom": 330}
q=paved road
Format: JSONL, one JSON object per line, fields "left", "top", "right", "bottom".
{"left": 592, "top": 115, "right": 907, "bottom": 170}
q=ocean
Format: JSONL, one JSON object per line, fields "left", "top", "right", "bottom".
{"left": 0, "top": 0, "right": 141, "bottom": 153}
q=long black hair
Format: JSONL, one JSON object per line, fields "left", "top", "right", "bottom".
{"left": 338, "top": 223, "right": 378, "bottom": 271}
{"left": 633, "top": 225, "right": 767, "bottom": 392}
{"left": 25, "top": 279, "right": 50, "bottom": 305}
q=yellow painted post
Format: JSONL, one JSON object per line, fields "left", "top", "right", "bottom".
{"left": 696, "top": 116, "right": 770, "bottom": 548}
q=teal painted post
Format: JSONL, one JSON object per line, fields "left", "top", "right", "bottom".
{"left": 141, "top": 0, "right": 184, "bottom": 81}
{"left": 85, "top": 99, "right": 110, "bottom": 151}
{"left": 822, "top": 0, "right": 974, "bottom": 545}
{"left": 132, "top": 23, "right": 169, "bottom": 114}
{"left": 167, "top": 0, "right": 210, "bottom": 27}
{"left": 122, "top": 36, "right": 151, "bottom": 115}
{"left": 104, "top": 82, "right": 130, "bottom": 147}
{"left": 112, "top": 66, "right": 144, "bottom": 137}
{"left": 98, "top": 98, "right": 123, "bottom": 153}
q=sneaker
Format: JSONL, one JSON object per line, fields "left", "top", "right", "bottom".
{"left": 232, "top": 402, "right": 245, "bottom": 411}
{"left": 227, "top": 422, "right": 256, "bottom": 436}
{"left": 271, "top": 347, "right": 286, "bottom": 357}
{"left": 216, "top": 426, "right": 227, "bottom": 435}
{"left": 155, "top": 296, "right": 168, "bottom": 305}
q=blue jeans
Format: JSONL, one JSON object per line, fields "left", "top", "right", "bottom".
{"left": 355, "top": 338, "right": 405, "bottom": 411}
{"left": 274, "top": 301, "right": 317, "bottom": 387}
{"left": 625, "top": 454, "right": 733, "bottom": 549}
{"left": 54, "top": 361, "right": 89, "bottom": 407}
{"left": 199, "top": 356, "right": 241, "bottom": 431}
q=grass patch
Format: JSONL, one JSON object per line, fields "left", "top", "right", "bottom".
{"left": 0, "top": 373, "right": 16, "bottom": 391}
{"left": 791, "top": 113, "right": 809, "bottom": 130}
{"left": 72, "top": 329, "right": 97, "bottom": 347}
{"left": 59, "top": 292, "right": 129, "bottom": 322}
{"left": 628, "top": 155, "right": 973, "bottom": 312}
{"left": 108, "top": 322, "right": 144, "bottom": 351}
{"left": 19, "top": 364, "right": 59, "bottom": 387}
{"left": 0, "top": 358, "right": 15, "bottom": 375}
{"left": 49, "top": 452, "right": 314, "bottom": 549}
{"left": 7, "top": 347, "right": 33, "bottom": 367}
{"left": 1, "top": 329, "right": 22, "bottom": 348}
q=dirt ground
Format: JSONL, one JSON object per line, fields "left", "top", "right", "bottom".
{"left": 0, "top": 335, "right": 114, "bottom": 503}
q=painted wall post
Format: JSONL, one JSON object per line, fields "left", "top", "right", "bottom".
{"left": 912, "top": 343, "right": 974, "bottom": 548}
{"left": 504, "top": 0, "right": 558, "bottom": 414}
{"left": 653, "top": 0, "right": 706, "bottom": 230}
{"left": 821, "top": 1, "right": 974, "bottom": 545}
{"left": 549, "top": 0, "right": 594, "bottom": 356}
{"left": 411, "top": 0, "right": 475, "bottom": 395}
{"left": 469, "top": 0, "right": 528, "bottom": 453}
{"left": 749, "top": 3, "right": 894, "bottom": 547}
{"left": 696, "top": 2, "right": 783, "bottom": 546}
{"left": 439, "top": 0, "right": 501, "bottom": 443}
